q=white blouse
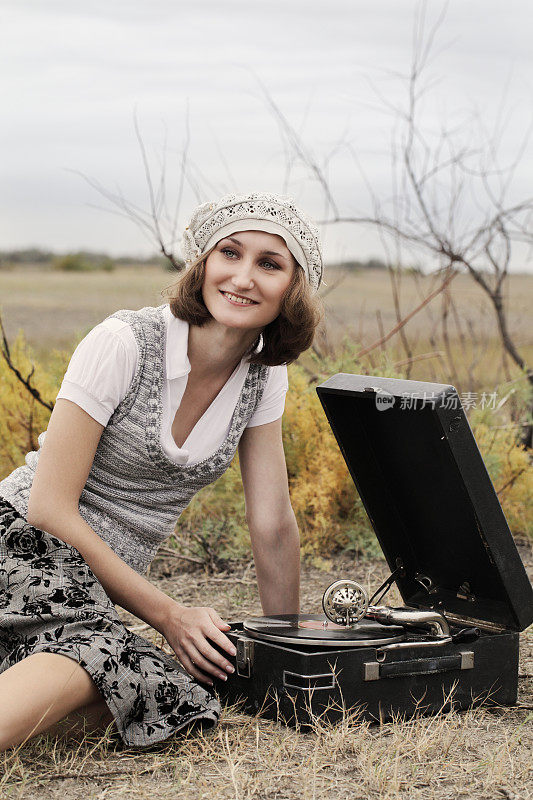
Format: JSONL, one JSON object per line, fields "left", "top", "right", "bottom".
{"left": 56, "top": 304, "right": 289, "bottom": 466}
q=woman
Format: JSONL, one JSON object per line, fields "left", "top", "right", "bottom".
{"left": 0, "top": 191, "right": 324, "bottom": 751}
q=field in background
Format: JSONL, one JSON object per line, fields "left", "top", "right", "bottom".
{"left": 0, "top": 265, "right": 172, "bottom": 359}
{"left": 1, "top": 265, "right": 532, "bottom": 396}
{"left": 309, "top": 268, "right": 533, "bottom": 394}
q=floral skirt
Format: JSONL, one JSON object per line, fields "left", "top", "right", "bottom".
{"left": 0, "top": 498, "right": 220, "bottom": 748}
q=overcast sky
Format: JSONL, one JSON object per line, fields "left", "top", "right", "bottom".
{"left": 2, "top": 0, "right": 532, "bottom": 270}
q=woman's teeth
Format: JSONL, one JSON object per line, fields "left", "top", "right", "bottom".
{"left": 221, "top": 291, "right": 256, "bottom": 305}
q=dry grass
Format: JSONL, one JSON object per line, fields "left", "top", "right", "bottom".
{"left": 316, "top": 268, "right": 533, "bottom": 392}
{"left": 1, "top": 550, "right": 531, "bottom": 800}
{"left": 0, "top": 264, "right": 170, "bottom": 359}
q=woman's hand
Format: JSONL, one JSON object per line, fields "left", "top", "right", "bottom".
{"left": 161, "top": 603, "right": 237, "bottom": 686}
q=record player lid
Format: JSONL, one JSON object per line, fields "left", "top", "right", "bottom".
{"left": 316, "top": 373, "right": 533, "bottom": 632}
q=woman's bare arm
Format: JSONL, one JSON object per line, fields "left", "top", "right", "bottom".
{"left": 26, "top": 398, "right": 236, "bottom": 683}
{"left": 238, "top": 418, "right": 300, "bottom": 615}
{"left": 26, "top": 399, "right": 180, "bottom": 633}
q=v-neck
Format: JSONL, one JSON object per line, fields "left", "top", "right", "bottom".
{"left": 146, "top": 305, "right": 260, "bottom": 476}
{"left": 170, "top": 358, "right": 244, "bottom": 454}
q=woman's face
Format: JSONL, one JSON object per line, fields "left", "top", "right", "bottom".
{"left": 202, "top": 230, "right": 296, "bottom": 331}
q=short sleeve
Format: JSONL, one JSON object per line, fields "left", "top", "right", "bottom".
{"left": 56, "top": 318, "right": 139, "bottom": 426}
{"left": 245, "top": 365, "right": 289, "bottom": 428}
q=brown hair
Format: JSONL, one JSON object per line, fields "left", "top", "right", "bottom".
{"left": 162, "top": 246, "right": 324, "bottom": 366}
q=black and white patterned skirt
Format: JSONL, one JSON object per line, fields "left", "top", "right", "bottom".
{"left": 0, "top": 498, "right": 220, "bottom": 748}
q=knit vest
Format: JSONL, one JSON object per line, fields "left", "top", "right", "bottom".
{"left": 0, "top": 305, "right": 270, "bottom": 574}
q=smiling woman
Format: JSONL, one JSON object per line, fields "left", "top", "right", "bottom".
{"left": 0, "top": 191, "right": 324, "bottom": 753}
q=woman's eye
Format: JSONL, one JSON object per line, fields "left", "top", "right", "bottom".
{"left": 220, "top": 248, "right": 280, "bottom": 270}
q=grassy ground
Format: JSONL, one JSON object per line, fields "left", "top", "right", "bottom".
{"left": 1, "top": 264, "right": 532, "bottom": 798}
{"left": 1, "top": 547, "right": 532, "bottom": 800}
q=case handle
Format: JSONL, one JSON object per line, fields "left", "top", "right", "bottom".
{"left": 363, "top": 651, "right": 474, "bottom": 681}
{"left": 283, "top": 670, "right": 336, "bottom": 691}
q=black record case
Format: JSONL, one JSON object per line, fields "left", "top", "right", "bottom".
{"left": 214, "top": 374, "right": 533, "bottom": 726}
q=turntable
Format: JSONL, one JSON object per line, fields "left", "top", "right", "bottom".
{"left": 214, "top": 374, "right": 533, "bottom": 726}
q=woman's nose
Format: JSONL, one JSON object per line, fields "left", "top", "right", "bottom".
{"left": 231, "top": 262, "right": 255, "bottom": 290}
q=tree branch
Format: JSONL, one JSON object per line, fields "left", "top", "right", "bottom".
{"left": 0, "top": 313, "right": 54, "bottom": 412}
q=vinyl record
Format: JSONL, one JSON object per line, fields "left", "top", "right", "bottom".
{"left": 243, "top": 614, "right": 406, "bottom": 647}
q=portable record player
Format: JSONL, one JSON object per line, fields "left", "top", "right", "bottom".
{"left": 214, "top": 374, "right": 533, "bottom": 726}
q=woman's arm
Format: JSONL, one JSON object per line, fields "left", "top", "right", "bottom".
{"left": 238, "top": 418, "right": 300, "bottom": 615}
{"left": 27, "top": 399, "right": 236, "bottom": 684}
{"left": 27, "top": 399, "right": 184, "bottom": 632}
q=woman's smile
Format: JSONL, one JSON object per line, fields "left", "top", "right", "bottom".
{"left": 219, "top": 290, "right": 259, "bottom": 307}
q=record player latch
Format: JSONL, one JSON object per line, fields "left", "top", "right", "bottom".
{"left": 236, "top": 638, "right": 254, "bottom": 678}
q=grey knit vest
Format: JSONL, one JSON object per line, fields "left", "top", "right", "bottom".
{"left": 0, "top": 305, "right": 270, "bottom": 574}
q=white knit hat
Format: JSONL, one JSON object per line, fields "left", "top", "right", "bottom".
{"left": 180, "top": 191, "right": 323, "bottom": 292}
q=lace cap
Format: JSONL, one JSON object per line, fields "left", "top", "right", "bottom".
{"left": 180, "top": 191, "right": 323, "bottom": 292}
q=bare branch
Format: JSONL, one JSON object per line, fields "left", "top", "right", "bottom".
{"left": 255, "top": 76, "right": 340, "bottom": 219}
{"left": 356, "top": 267, "right": 457, "bottom": 359}
{"left": 0, "top": 313, "right": 54, "bottom": 412}
{"left": 169, "top": 100, "right": 191, "bottom": 248}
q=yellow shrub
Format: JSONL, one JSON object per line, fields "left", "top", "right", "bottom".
{"left": 1, "top": 332, "right": 530, "bottom": 563}
{"left": 0, "top": 332, "right": 61, "bottom": 479}
{"left": 471, "top": 420, "right": 532, "bottom": 539}
{"left": 281, "top": 365, "right": 362, "bottom": 553}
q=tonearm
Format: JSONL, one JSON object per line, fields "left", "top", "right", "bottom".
{"left": 322, "top": 579, "right": 450, "bottom": 638}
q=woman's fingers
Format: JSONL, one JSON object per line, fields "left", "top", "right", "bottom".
{"left": 207, "top": 608, "right": 231, "bottom": 630}
{"left": 164, "top": 606, "right": 237, "bottom": 685}
{"left": 175, "top": 645, "right": 213, "bottom": 686}
{"left": 195, "top": 634, "right": 236, "bottom": 675}
{"left": 185, "top": 642, "right": 229, "bottom": 682}
{"left": 203, "top": 619, "right": 237, "bottom": 658}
